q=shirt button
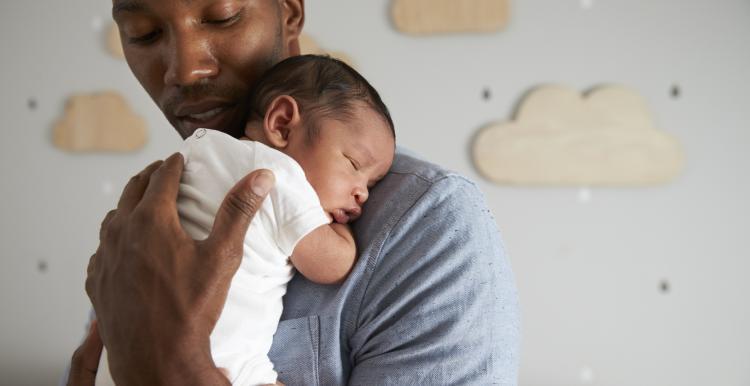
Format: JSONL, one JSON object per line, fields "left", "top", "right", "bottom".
{"left": 195, "top": 128, "right": 206, "bottom": 138}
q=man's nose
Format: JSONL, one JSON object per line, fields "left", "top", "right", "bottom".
{"left": 163, "top": 31, "right": 219, "bottom": 87}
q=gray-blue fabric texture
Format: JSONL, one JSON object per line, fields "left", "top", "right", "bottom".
{"left": 60, "top": 149, "right": 520, "bottom": 386}
{"left": 268, "top": 149, "right": 521, "bottom": 385}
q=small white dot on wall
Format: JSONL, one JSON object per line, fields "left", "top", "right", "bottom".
{"left": 579, "top": 366, "right": 595, "bottom": 384}
{"left": 581, "top": 0, "right": 594, "bottom": 10}
{"left": 577, "top": 188, "right": 592, "bottom": 203}
{"left": 91, "top": 16, "right": 104, "bottom": 31}
{"left": 101, "top": 181, "right": 114, "bottom": 195}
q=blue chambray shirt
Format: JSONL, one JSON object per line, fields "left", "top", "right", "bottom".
{"left": 62, "top": 149, "right": 520, "bottom": 386}
{"left": 268, "top": 149, "right": 521, "bottom": 385}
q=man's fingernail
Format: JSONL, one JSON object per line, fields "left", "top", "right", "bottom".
{"left": 251, "top": 170, "right": 275, "bottom": 196}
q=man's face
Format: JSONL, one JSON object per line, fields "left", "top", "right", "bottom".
{"left": 112, "top": 0, "right": 304, "bottom": 139}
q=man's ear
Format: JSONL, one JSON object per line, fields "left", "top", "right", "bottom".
{"left": 263, "top": 95, "right": 301, "bottom": 148}
{"left": 280, "top": 0, "right": 305, "bottom": 56}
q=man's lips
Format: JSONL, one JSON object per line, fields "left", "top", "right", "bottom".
{"left": 181, "top": 106, "right": 226, "bottom": 121}
{"left": 174, "top": 100, "right": 233, "bottom": 118}
{"left": 173, "top": 101, "right": 237, "bottom": 126}
{"left": 173, "top": 101, "right": 238, "bottom": 133}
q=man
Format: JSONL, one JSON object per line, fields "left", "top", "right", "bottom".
{"left": 68, "top": 0, "right": 520, "bottom": 385}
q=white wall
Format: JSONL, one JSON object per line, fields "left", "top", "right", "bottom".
{"left": 1, "top": 1, "right": 748, "bottom": 385}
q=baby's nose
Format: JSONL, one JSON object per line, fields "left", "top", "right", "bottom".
{"left": 354, "top": 187, "right": 369, "bottom": 205}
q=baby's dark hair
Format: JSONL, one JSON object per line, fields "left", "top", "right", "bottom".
{"left": 247, "top": 54, "right": 395, "bottom": 140}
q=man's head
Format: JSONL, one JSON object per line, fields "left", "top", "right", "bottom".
{"left": 112, "top": 0, "right": 305, "bottom": 139}
{"left": 244, "top": 55, "right": 396, "bottom": 224}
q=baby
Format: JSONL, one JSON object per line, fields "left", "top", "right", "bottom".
{"left": 97, "top": 55, "right": 395, "bottom": 385}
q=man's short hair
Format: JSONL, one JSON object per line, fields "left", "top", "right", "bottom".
{"left": 247, "top": 54, "right": 395, "bottom": 139}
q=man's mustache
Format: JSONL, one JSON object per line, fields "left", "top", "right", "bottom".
{"left": 161, "top": 81, "right": 245, "bottom": 115}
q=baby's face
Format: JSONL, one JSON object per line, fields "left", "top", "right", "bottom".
{"left": 285, "top": 105, "right": 395, "bottom": 224}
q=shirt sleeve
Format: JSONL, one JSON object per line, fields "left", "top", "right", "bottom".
{"left": 347, "top": 176, "right": 521, "bottom": 385}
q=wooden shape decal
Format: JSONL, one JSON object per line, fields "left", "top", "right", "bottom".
{"left": 299, "top": 34, "right": 356, "bottom": 68}
{"left": 472, "top": 85, "right": 684, "bottom": 186}
{"left": 391, "top": 0, "right": 510, "bottom": 35}
{"left": 53, "top": 91, "right": 147, "bottom": 152}
{"left": 107, "top": 22, "right": 124, "bottom": 59}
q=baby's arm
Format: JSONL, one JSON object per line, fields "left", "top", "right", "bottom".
{"left": 290, "top": 223, "right": 356, "bottom": 285}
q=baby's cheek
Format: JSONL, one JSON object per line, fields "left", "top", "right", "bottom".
{"left": 317, "top": 185, "right": 340, "bottom": 207}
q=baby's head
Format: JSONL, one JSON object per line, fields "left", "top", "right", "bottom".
{"left": 244, "top": 55, "right": 395, "bottom": 224}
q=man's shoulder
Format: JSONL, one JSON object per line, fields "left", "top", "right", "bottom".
{"left": 345, "top": 151, "right": 520, "bottom": 385}
{"left": 355, "top": 147, "right": 494, "bottom": 269}
{"left": 274, "top": 149, "right": 519, "bottom": 385}
{"left": 367, "top": 147, "right": 485, "bottom": 218}
{"left": 371, "top": 147, "right": 481, "bottom": 206}
{"left": 390, "top": 147, "right": 460, "bottom": 185}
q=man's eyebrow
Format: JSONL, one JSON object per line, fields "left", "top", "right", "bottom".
{"left": 112, "top": 0, "right": 145, "bottom": 16}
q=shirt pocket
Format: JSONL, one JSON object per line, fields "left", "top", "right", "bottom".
{"left": 269, "top": 315, "right": 320, "bottom": 386}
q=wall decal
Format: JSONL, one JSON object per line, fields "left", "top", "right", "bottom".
{"left": 391, "top": 0, "right": 510, "bottom": 35}
{"left": 670, "top": 84, "right": 681, "bottom": 99}
{"left": 107, "top": 22, "right": 124, "bottom": 59}
{"left": 52, "top": 91, "right": 147, "bottom": 152}
{"left": 299, "top": 34, "right": 355, "bottom": 68}
{"left": 472, "top": 85, "right": 684, "bottom": 186}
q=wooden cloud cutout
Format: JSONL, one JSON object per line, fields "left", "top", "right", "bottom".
{"left": 299, "top": 34, "right": 356, "bottom": 68}
{"left": 472, "top": 85, "right": 684, "bottom": 186}
{"left": 391, "top": 0, "right": 510, "bottom": 35}
{"left": 53, "top": 91, "right": 147, "bottom": 153}
{"left": 107, "top": 22, "right": 124, "bottom": 59}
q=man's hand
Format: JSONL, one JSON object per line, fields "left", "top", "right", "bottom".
{"left": 83, "top": 153, "right": 275, "bottom": 386}
{"left": 67, "top": 321, "right": 103, "bottom": 386}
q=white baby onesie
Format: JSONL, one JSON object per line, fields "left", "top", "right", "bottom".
{"left": 179, "top": 129, "right": 330, "bottom": 385}
{"left": 95, "top": 128, "right": 330, "bottom": 386}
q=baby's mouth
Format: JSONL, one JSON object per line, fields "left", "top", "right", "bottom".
{"left": 331, "top": 207, "right": 362, "bottom": 224}
{"left": 331, "top": 209, "right": 350, "bottom": 224}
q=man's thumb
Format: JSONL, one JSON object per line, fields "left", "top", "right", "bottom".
{"left": 208, "top": 169, "right": 275, "bottom": 257}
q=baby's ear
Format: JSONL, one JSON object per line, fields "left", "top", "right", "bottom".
{"left": 263, "top": 95, "right": 301, "bottom": 148}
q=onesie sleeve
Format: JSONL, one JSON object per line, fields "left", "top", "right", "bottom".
{"left": 252, "top": 142, "right": 330, "bottom": 257}
{"left": 274, "top": 195, "right": 330, "bottom": 257}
